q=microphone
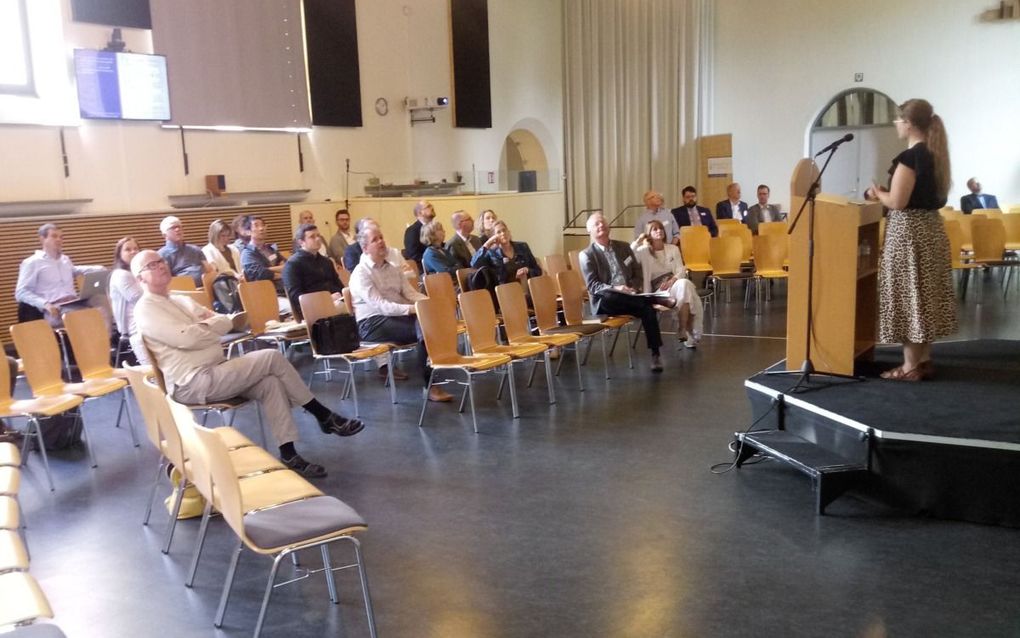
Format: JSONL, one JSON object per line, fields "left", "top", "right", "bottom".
{"left": 814, "top": 133, "right": 854, "bottom": 157}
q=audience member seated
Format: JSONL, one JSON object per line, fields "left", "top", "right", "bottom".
{"left": 349, "top": 225, "right": 452, "bottom": 402}
{"left": 715, "top": 182, "right": 749, "bottom": 221}
{"left": 157, "top": 216, "right": 209, "bottom": 287}
{"left": 445, "top": 210, "right": 482, "bottom": 268}
{"left": 132, "top": 249, "right": 363, "bottom": 478}
{"left": 745, "top": 184, "right": 782, "bottom": 234}
{"left": 579, "top": 212, "right": 675, "bottom": 372}
{"left": 241, "top": 216, "right": 287, "bottom": 296}
{"left": 327, "top": 208, "right": 355, "bottom": 264}
{"left": 109, "top": 236, "right": 147, "bottom": 364}
{"left": 231, "top": 214, "right": 251, "bottom": 252}
{"left": 403, "top": 199, "right": 436, "bottom": 273}
{"left": 14, "top": 222, "right": 111, "bottom": 329}
{"left": 282, "top": 223, "right": 345, "bottom": 317}
{"left": 960, "top": 177, "right": 999, "bottom": 214}
{"left": 470, "top": 220, "right": 542, "bottom": 286}
{"left": 632, "top": 220, "right": 704, "bottom": 348}
{"left": 202, "top": 219, "right": 243, "bottom": 277}
{"left": 294, "top": 210, "right": 328, "bottom": 256}
{"left": 670, "top": 186, "right": 718, "bottom": 237}
{"left": 634, "top": 190, "right": 679, "bottom": 243}
{"left": 478, "top": 208, "right": 499, "bottom": 241}
{"left": 421, "top": 220, "right": 460, "bottom": 279}
{"left": 344, "top": 218, "right": 409, "bottom": 273}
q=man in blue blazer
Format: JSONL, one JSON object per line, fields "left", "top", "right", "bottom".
{"left": 960, "top": 178, "right": 999, "bottom": 214}
{"left": 715, "top": 182, "right": 749, "bottom": 221}
{"left": 671, "top": 186, "right": 718, "bottom": 237}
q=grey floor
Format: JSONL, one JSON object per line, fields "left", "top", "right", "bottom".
{"left": 17, "top": 272, "right": 1020, "bottom": 637}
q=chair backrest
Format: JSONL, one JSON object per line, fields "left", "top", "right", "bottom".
{"left": 455, "top": 267, "right": 476, "bottom": 293}
{"left": 556, "top": 271, "right": 586, "bottom": 326}
{"left": 201, "top": 270, "right": 218, "bottom": 302}
{"left": 9, "top": 320, "right": 64, "bottom": 396}
{"left": 544, "top": 254, "right": 569, "bottom": 276}
{"left": 567, "top": 250, "right": 582, "bottom": 273}
{"left": 717, "top": 218, "right": 741, "bottom": 228}
{"left": 679, "top": 226, "right": 711, "bottom": 265}
{"left": 720, "top": 224, "right": 752, "bottom": 261}
{"left": 403, "top": 259, "right": 420, "bottom": 278}
{"left": 172, "top": 289, "right": 213, "bottom": 311}
{"left": 169, "top": 275, "right": 197, "bottom": 291}
{"left": 971, "top": 217, "right": 1006, "bottom": 261}
{"left": 298, "top": 291, "right": 339, "bottom": 357}
{"left": 495, "top": 282, "right": 532, "bottom": 342}
{"left": 458, "top": 289, "right": 501, "bottom": 350}
{"left": 121, "top": 364, "right": 162, "bottom": 450}
{"left": 238, "top": 279, "right": 280, "bottom": 336}
{"left": 336, "top": 264, "right": 351, "bottom": 287}
{"left": 976, "top": 208, "right": 1003, "bottom": 218}
{"left": 0, "top": 343, "right": 13, "bottom": 407}
{"left": 415, "top": 297, "right": 459, "bottom": 365}
{"left": 62, "top": 308, "right": 114, "bottom": 379}
{"left": 943, "top": 220, "right": 966, "bottom": 268}
{"left": 342, "top": 287, "right": 356, "bottom": 317}
{"left": 1001, "top": 214, "right": 1020, "bottom": 246}
{"left": 710, "top": 236, "right": 745, "bottom": 275}
{"left": 423, "top": 272, "right": 459, "bottom": 319}
{"left": 955, "top": 215, "right": 974, "bottom": 247}
{"left": 752, "top": 235, "right": 787, "bottom": 273}
{"left": 758, "top": 221, "right": 788, "bottom": 236}
{"left": 527, "top": 275, "right": 561, "bottom": 332}
{"left": 1008, "top": 205, "right": 1020, "bottom": 215}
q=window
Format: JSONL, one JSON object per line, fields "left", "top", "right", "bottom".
{"left": 814, "top": 89, "right": 897, "bottom": 128}
{"left": 0, "top": 0, "right": 35, "bottom": 95}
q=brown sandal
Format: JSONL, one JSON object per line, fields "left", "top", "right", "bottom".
{"left": 881, "top": 362, "right": 933, "bottom": 382}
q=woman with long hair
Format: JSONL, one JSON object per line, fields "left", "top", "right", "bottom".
{"left": 109, "top": 236, "right": 148, "bottom": 363}
{"left": 202, "top": 218, "right": 242, "bottom": 278}
{"left": 865, "top": 98, "right": 956, "bottom": 381}
{"left": 478, "top": 209, "right": 499, "bottom": 241}
{"left": 632, "top": 219, "right": 704, "bottom": 347}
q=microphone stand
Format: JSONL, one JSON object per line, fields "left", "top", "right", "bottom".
{"left": 767, "top": 144, "right": 862, "bottom": 391}
{"left": 345, "top": 158, "right": 350, "bottom": 209}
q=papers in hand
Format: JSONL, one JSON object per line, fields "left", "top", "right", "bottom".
{"left": 637, "top": 290, "right": 672, "bottom": 298}
{"left": 264, "top": 319, "right": 306, "bottom": 335}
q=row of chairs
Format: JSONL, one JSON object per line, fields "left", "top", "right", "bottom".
{"left": 945, "top": 216, "right": 1020, "bottom": 299}
{"left": 0, "top": 441, "right": 66, "bottom": 636}
{"left": 124, "top": 365, "right": 377, "bottom": 637}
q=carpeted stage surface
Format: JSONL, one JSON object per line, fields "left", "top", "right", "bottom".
{"left": 749, "top": 339, "right": 1020, "bottom": 444}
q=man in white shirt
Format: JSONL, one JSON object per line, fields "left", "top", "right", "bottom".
{"left": 715, "top": 182, "right": 749, "bottom": 221}
{"left": 633, "top": 191, "right": 679, "bottom": 244}
{"left": 349, "top": 226, "right": 453, "bottom": 402}
{"left": 15, "top": 223, "right": 110, "bottom": 329}
{"left": 132, "top": 249, "right": 363, "bottom": 478}
{"left": 745, "top": 184, "right": 782, "bottom": 234}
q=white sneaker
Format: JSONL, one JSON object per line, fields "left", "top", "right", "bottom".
{"left": 684, "top": 330, "right": 699, "bottom": 349}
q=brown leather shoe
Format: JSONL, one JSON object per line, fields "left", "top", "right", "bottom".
{"left": 379, "top": 365, "right": 409, "bottom": 381}
{"left": 428, "top": 387, "right": 454, "bottom": 402}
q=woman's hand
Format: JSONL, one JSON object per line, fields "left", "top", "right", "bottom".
{"left": 515, "top": 267, "right": 530, "bottom": 279}
{"left": 658, "top": 276, "right": 676, "bottom": 291}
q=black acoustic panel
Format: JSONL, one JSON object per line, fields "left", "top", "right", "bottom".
{"left": 450, "top": 0, "right": 491, "bottom": 129}
{"left": 304, "top": 0, "right": 363, "bottom": 127}
{"left": 71, "top": 0, "right": 151, "bottom": 29}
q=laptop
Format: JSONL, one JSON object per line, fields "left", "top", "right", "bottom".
{"left": 56, "top": 270, "right": 111, "bottom": 307}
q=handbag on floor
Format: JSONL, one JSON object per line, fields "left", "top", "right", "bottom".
{"left": 311, "top": 314, "right": 360, "bottom": 355}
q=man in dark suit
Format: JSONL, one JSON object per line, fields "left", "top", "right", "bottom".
{"left": 960, "top": 178, "right": 999, "bottom": 214}
{"left": 402, "top": 199, "right": 436, "bottom": 271}
{"left": 445, "top": 210, "right": 482, "bottom": 268}
{"left": 578, "top": 212, "right": 675, "bottom": 372}
{"left": 745, "top": 184, "right": 782, "bottom": 234}
{"left": 715, "top": 182, "right": 749, "bottom": 221}
{"left": 671, "top": 186, "right": 718, "bottom": 237}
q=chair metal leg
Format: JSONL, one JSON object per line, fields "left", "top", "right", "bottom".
{"left": 526, "top": 359, "right": 539, "bottom": 387}
{"left": 27, "top": 417, "right": 54, "bottom": 491}
{"left": 623, "top": 325, "right": 633, "bottom": 369}
{"left": 506, "top": 363, "right": 520, "bottom": 419}
{"left": 186, "top": 501, "right": 214, "bottom": 587}
{"left": 349, "top": 537, "right": 379, "bottom": 638}
{"left": 458, "top": 383, "right": 469, "bottom": 413}
{"left": 543, "top": 351, "right": 556, "bottom": 404}
{"left": 417, "top": 369, "right": 436, "bottom": 427}
{"left": 161, "top": 479, "right": 186, "bottom": 554}
{"left": 142, "top": 458, "right": 166, "bottom": 525}
{"left": 321, "top": 544, "right": 339, "bottom": 604}
{"left": 253, "top": 551, "right": 286, "bottom": 638}
{"left": 466, "top": 370, "right": 479, "bottom": 433}
{"left": 495, "top": 372, "right": 506, "bottom": 400}
{"left": 600, "top": 331, "right": 610, "bottom": 380}
{"left": 574, "top": 343, "right": 585, "bottom": 392}
{"left": 214, "top": 540, "right": 244, "bottom": 628}
{"left": 118, "top": 388, "right": 140, "bottom": 447}
{"left": 348, "top": 361, "right": 361, "bottom": 417}
{"left": 76, "top": 408, "right": 98, "bottom": 468}
{"left": 386, "top": 352, "right": 397, "bottom": 404}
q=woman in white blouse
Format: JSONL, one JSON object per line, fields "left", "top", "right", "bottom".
{"left": 632, "top": 220, "right": 704, "bottom": 347}
{"left": 109, "top": 237, "right": 148, "bottom": 363}
{"left": 202, "top": 219, "right": 243, "bottom": 278}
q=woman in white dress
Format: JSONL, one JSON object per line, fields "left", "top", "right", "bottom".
{"left": 631, "top": 220, "right": 704, "bottom": 347}
{"left": 201, "top": 219, "right": 243, "bottom": 278}
{"left": 109, "top": 236, "right": 147, "bottom": 363}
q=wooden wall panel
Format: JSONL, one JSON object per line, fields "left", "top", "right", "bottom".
{"left": 0, "top": 205, "right": 293, "bottom": 339}
{"left": 697, "top": 134, "right": 732, "bottom": 212}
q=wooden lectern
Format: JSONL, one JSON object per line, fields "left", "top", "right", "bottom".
{"left": 786, "top": 160, "right": 884, "bottom": 376}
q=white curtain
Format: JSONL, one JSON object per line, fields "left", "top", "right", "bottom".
{"left": 564, "top": 0, "right": 711, "bottom": 226}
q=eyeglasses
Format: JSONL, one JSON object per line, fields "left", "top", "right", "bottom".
{"left": 893, "top": 117, "right": 906, "bottom": 124}
{"left": 138, "top": 259, "right": 167, "bottom": 273}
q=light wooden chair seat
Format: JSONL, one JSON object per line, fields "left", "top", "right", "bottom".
{"left": 751, "top": 234, "right": 790, "bottom": 315}
{"left": 238, "top": 280, "right": 309, "bottom": 354}
{"left": 0, "top": 529, "right": 28, "bottom": 573}
{"left": 0, "top": 572, "right": 53, "bottom": 627}
{"left": 709, "top": 236, "right": 755, "bottom": 309}
{"left": 557, "top": 272, "right": 634, "bottom": 371}
{"left": 0, "top": 496, "right": 18, "bottom": 531}
{"left": 679, "top": 226, "right": 713, "bottom": 273}
{"left": 0, "top": 443, "right": 19, "bottom": 468}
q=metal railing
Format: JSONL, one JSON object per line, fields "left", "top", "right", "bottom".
{"left": 565, "top": 204, "right": 644, "bottom": 229}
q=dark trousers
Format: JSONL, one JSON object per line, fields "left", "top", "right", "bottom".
{"left": 357, "top": 315, "right": 430, "bottom": 381}
{"left": 594, "top": 291, "right": 663, "bottom": 353}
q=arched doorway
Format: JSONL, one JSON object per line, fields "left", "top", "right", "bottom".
{"left": 500, "top": 128, "right": 549, "bottom": 192}
{"left": 809, "top": 89, "right": 902, "bottom": 199}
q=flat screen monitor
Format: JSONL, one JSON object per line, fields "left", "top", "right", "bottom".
{"left": 74, "top": 49, "right": 170, "bottom": 121}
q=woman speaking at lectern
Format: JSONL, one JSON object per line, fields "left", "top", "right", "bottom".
{"left": 865, "top": 98, "right": 956, "bottom": 381}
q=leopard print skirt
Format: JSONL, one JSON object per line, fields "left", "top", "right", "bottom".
{"left": 878, "top": 209, "right": 958, "bottom": 344}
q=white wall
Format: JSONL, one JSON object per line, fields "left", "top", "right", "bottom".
{"left": 0, "top": 0, "right": 563, "bottom": 214}
{"left": 711, "top": 1, "right": 1020, "bottom": 211}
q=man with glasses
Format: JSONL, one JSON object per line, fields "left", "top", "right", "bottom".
{"left": 133, "top": 250, "right": 363, "bottom": 478}
{"left": 445, "top": 210, "right": 483, "bottom": 268}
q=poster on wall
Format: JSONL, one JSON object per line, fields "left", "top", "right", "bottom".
{"left": 707, "top": 157, "right": 732, "bottom": 177}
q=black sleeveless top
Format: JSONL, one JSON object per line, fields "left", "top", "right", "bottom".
{"left": 888, "top": 142, "right": 946, "bottom": 210}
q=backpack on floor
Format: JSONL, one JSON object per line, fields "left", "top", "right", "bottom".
{"left": 211, "top": 274, "right": 242, "bottom": 314}
{"left": 36, "top": 414, "right": 84, "bottom": 451}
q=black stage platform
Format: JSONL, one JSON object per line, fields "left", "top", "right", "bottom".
{"left": 741, "top": 339, "right": 1020, "bottom": 527}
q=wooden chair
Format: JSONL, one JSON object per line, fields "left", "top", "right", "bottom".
{"left": 1002, "top": 214, "right": 1020, "bottom": 251}
{"left": 971, "top": 217, "right": 1019, "bottom": 296}
{"left": 336, "top": 263, "right": 352, "bottom": 287}
{"left": 758, "top": 221, "right": 788, "bottom": 237}
{"left": 166, "top": 399, "right": 376, "bottom": 638}
{"left": 679, "top": 226, "right": 713, "bottom": 275}
{"left": 528, "top": 275, "right": 609, "bottom": 378}
{"left": 238, "top": 279, "right": 308, "bottom": 354}
{"left": 944, "top": 219, "right": 980, "bottom": 299}
{"left": 495, "top": 282, "right": 585, "bottom": 391}
{"left": 459, "top": 289, "right": 553, "bottom": 408}
{"left": 61, "top": 308, "right": 140, "bottom": 447}
{"left": 0, "top": 572, "right": 56, "bottom": 629}
{"left": 719, "top": 223, "right": 753, "bottom": 265}
{"left": 423, "top": 273, "right": 469, "bottom": 335}
{"left": 341, "top": 289, "right": 415, "bottom": 397}
{"left": 10, "top": 320, "right": 133, "bottom": 468}
{"left": 751, "top": 235, "right": 789, "bottom": 315}
{"left": 169, "top": 275, "right": 198, "bottom": 291}
{"left": 556, "top": 271, "right": 634, "bottom": 370}
{"left": 544, "top": 254, "right": 569, "bottom": 277}
{"left": 299, "top": 292, "right": 393, "bottom": 415}
{"left": 455, "top": 267, "right": 476, "bottom": 294}
{"left": 708, "top": 236, "right": 754, "bottom": 309}
{"left": 415, "top": 298, "right": 512, "bottom": 433}
{"left": 955, "top": 214, "right": 974, "bottom": 253}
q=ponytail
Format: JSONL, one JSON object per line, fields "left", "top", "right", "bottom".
{"left": 927, "top": 113, "right": 952, "bottom": 201}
